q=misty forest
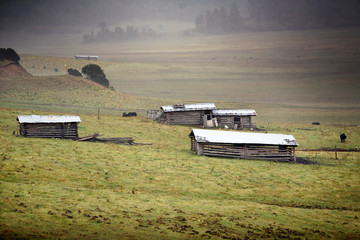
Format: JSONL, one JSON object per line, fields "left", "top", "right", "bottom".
{"left": 0, "top": 0, "right": 360, "bottom": 239}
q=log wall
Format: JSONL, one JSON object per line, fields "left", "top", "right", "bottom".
{"left": 190, "top": 137, "right": 295, "bottom": 162}
{"left": 217, "top": 116, "right": 254, "bottom": 129}
{"left": 164, "top": 111, "right": 203, "bottom": 125}
{"left": 20, "top": 123, "right": 78, "bottom": 139}
{"left": 147, "top": 110, "right": 163, "bottom": 121}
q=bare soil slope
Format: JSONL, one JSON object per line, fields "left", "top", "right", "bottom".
{"left": 0, "top": 61, "right": 32, "bottom": 77}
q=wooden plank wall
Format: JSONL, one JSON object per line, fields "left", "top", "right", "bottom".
{"left": 166, "top": 111, "right": 202, "bottom": 125}
{"left": 217, "top": 116, "right": 235, "bottom": 129}
{"left": 147, "top": 110, "right": 163, "bottom": 121}
{"left": 202, "top": 144, "right": 294, "bottom": 162}
{"left": 21, "top": 123, "right": 78, "bottom": 139}
{"left": 189, "top": 138, "right": 295, "bottom": 162}
{"left": 217, "top": 116, "right": 254, "bottom": 129}
{"left": 236, "top": 116, "right": 253, "bottom": 129}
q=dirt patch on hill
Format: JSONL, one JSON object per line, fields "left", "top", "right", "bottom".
{"left": 0, "top": 62, "right": 32, "bottom": 77}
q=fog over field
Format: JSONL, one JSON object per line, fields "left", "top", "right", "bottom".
{"left": 1, "top": 2, "right": 360, "bottom": 239}
{"left": 1, "top": 0, "right": 359, "bottom": 53}
{"left": 1, "top": 0, "right": 360, "bottom": 110}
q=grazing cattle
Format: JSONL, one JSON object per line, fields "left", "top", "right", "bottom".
{"left": 312, "top": 122, "right": 320, "bottom": 125}
{"left": 123, "top": 112, "right": 137, "bottom": 117}
{"left": 340, "top": 133, "right": 347, "bottom": 142}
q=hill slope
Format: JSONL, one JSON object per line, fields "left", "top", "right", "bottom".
{"left": 0, "top": 107, "right": 359, "bottom": 239}
{"left": 0, "top": 72, "right": 173, "bottom": 116}
{"left": 0, "top": 61, "right": 32, "bottom": 77}
{"left": 3, "top": 52, "right": 359, "bottom": 124}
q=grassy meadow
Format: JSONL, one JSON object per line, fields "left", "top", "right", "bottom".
{"left": 12, "top": 28, "right": 360, "bottom": 110}
{"left": 0, "top": 107, "right": 359, "bottom": 239}
{"left": 1, "top": 27, "right": 360, "bottom": 239}
{"left": 102, "top": 28, "right": 360, "bottom": 109}
{"left": 13, "top": 27, "right": 360, "bottom": 124}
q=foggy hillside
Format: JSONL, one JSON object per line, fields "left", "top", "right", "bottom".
{"left": 0, "top": 0, "right": 242, "bottom": 33}
{"left": 1, "top": 0, "right": 359, "bottom": 34}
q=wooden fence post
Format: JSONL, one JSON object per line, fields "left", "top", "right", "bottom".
{"left": 335, "top": 145, "right": 338, "bottom": 160}
{"left": 98, "top": 108, "right": 100, "bottom": 120}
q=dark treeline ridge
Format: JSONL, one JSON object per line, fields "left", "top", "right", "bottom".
{"left": 0, "top": 0, "right": 220, "bottom": 33}
{"left": 195, "top": 0, "right": 360, "bottom": 34}
{"left": 83, "top": 23, "right": 157, "bottom": 43}
{"left": 1, "top": 0, "right": 359, "bottom": 35}
{"left": 0, "top": 48, "right": 20, "bottom": 64}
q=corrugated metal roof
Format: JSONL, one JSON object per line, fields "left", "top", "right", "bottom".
{"left": 17, "top": 115, "right": 81, "bottom": 123}
{"left": 190, "top": 129, "right": 298, "bottom": 146}
{"left": 212, "top": 109, "right": 257, "bottom": 116}
{"left": 161, "top": 103, "right": 216, "bottom": 112}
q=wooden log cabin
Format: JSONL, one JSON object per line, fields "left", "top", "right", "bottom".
{"left": 189, "top": 129, "right": 298, "bottom": 162}
{"left": 209, "top": 109, "right": 257, "bottom": 130}
{"left": 17, "top": 115, "right": 81, "bottom": 139}
{"left": 158, "top": 103, "right": 216, "bottom": 125}
{"left": 147, "top": 103, "right": 257, "bottom": 130}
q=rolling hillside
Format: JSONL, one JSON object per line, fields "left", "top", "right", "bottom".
{"left": 0, "top": 49, "right": 360, "bottom": 239}
{"left": 0, "top": 61, "right": 174, "bottom": 116}
{"left": 0, "top": 106, "right": 359, "bottom": 239}
{"left": 2, "top": 46, "right": 359, "bottom": 124}
{"left": 0, "top": 62, "right": 32, "bottom": 77}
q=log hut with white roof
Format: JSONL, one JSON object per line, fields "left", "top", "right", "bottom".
{"left": 17, "top": 115, "right": 81, "bottom": 139}
{"left": 156, "top": 103, "right": 216, "bottom": 125}
{"left": 147, "top": 103, "right": 257, "bottom": 129}
{"left": 208, "top": 109, "right": 257, "bottom": 129}
{"left": 189, "top": 129, "right": 299, "bottom": 162}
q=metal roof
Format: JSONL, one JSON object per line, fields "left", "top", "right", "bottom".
{"left": 17, "top": 115, "right": 81, "bottom": 124}
{"left": 75, "top": 55, "right": 99, "bottom": 59}
{"left": 190, "top": 129, "right": 298, "bottom": 146}
{"left": 161, "top": 103, "right": 216, "bottom": 112}
{"left": 212, "top": 109, "right": 257, "bottom": 116}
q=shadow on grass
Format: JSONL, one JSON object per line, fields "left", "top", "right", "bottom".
{"left": 295, "top": 157, "right": 318, "bottom": 165}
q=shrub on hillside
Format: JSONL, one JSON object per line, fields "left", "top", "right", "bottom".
{"left": 68, "top": 68, "right": 82, "bottom": 77}
{"left": 81, "top": 64, "right": 109, "bottom": 88}
{"left": 0, "top": 48, "right": 20, "bottom": 63}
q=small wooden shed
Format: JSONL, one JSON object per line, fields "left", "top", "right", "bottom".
{"left": 189, "top": 129, "right": 298, "bottom": 162}
{"left": 17, "top": 115, "right": 81, "bottom": 139}
{"left": 158, "top": 103, "right": 216, "bottom": 125}
{"left": 210, "top": 109, "right": 257, "bottom": 129}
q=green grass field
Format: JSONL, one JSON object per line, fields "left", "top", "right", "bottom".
{"left": 11, "top": 27, "right": 360, "bottom": 124}
{"left": 0, "top": 108, "right": 359, "bottom": 239}
{"left": 1, "top": 27, "right": 360, "bottom": 239}
{"left": 102, "top": 28, "right": 360, "bottom": 109}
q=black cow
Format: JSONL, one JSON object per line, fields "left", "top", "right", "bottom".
{"left": 123, "top": 112, "right": 137, "bottom": 117}
{"left": 340, "top": 133, "right": 347, "bottom": 142}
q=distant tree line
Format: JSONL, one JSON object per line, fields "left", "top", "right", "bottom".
{"left": 68, "top": 64, "right": 110, "bottom": 88}
{"left": 83, "top": 22, "right": 157, "bottom": 43}
{"left": 195, "top": 0, "right": 360, "bottom": 34}
{"left": 246, "top": 0, "right": 360, "bottom": 31}
{"left": 0, "top": 48, "right": 20, "bottom": 63}
{"left": 68, "top": 68, "right": 82, "bottom": 77}
{"left": 195, "top": 3, "right": 242, "bottom": 34}
{"left": 81, "top": 64, "right": 109, "bottom": 88}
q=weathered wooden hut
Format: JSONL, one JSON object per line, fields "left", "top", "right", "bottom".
{"left": 157, "top": 103, "right": 216, "bottom": 125}
{"left": 146, "top": 110, "right": 163, "bottom": 121}
{"left": 17, "top": 115, "right": 81, "bottom": 139}
{"left": 210, "top": 109, "right": 257, "bottom": 130}
{"left": 147, "top": 103, "right": 257, "bottom": 129}
{"left": 189, "top": 129, "right": 298, "bottom": 162}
